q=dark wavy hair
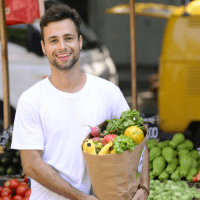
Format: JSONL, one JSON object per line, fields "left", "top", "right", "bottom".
{"left": 40, "top": 4, "right": 81, "bottom": 42}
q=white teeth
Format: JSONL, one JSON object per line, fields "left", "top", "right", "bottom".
{"left": 57, "top": 54, "right": 70, "bottom": 57}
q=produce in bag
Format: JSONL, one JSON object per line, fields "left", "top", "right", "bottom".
{"left": 81, "top": 109, "right": 149, "bottom": 200}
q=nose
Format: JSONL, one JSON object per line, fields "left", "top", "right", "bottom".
{"left": 58, "top": 39, "right": 66, "bottom": 50}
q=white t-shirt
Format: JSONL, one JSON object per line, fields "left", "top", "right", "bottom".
{"left": 11, "top": 73, "right": 130, "bottom": 200}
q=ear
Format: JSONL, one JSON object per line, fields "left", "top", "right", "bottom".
{"left": 41, "top": 40, "right": 46, "bottom": 56}
{"left": 79, "top": 35, "right": 83, "bottom": 50}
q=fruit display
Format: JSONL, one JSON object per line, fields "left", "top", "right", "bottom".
{"left": 0, "top": 136, "right": 23, "bottom": 176}
{"left": 147, "top": 133, "right": 200, "bottom": 182}
{"left": 0, "top": 175, "right": 31, "bottom": 199}
{"left": 148, "top": 179, "right": 200, "bottom": 200}
{"left": 82, "top": 109, "right": 145, "bottom": 155}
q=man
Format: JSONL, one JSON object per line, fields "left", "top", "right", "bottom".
{"left": 11, "top": 4, "right": 149, "bottom": 200}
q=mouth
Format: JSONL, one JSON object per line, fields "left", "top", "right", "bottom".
{"left": 56, "top": 52, "right": 72, "bottom": 61}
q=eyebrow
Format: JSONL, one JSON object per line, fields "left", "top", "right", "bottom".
{"left": 47, "top": 33, "right": 75, "bottom": 41}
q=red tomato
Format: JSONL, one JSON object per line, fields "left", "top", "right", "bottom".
{"left": 23, "top": 197, "right": 29, "bottom": 200}
{"left": 1, "top": 187, "right": 12, "bottom": 194}
{"left": 1, "top": 191, "right": 11, "bottom": 197}
{"left": 1, "top": 196, "right": 12, "bottom": 200}
{"left": 12, "top": 195, "right": 23, "bottom": 200}
{"left": 3, "top": 181, "right": 10, "bottom": 188}
{"left": 24, "top": 189, "right": 31, "bottom": 197}
{"left": 23, "top": 175, "right": 28, "bottom": 184}
{"left": 0, "top": 186, "right": 3, "bottom": 192}
{"left": 9, "top": 179, "right": 20, "bottom": 191}
{"left": 16, "top": 185, "right": 28, "bottom": 196}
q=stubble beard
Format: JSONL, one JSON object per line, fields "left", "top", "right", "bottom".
{"left": 50, "top": 50, "right": 80, "bottom": 71}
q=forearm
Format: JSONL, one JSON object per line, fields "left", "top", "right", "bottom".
{"left": 21, "top": 151, "right": 88, "bottom": 200}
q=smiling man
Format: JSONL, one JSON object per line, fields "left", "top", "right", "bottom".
{"left": 11, "top": 4, "right": 149, "bottom": 200}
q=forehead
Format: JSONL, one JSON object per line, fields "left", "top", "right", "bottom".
{"left": 43, "top": 19, "right": 78, "bottom": 40}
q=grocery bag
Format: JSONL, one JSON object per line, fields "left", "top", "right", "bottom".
{"left": 82, "top": 120, "right": 149, "bottom": 200}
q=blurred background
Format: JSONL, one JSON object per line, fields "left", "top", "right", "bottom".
{"left": 1, "top": 0, "right": 200, "bottom": 145}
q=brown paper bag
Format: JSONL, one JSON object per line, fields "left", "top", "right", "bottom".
{"left": 82, "top": 121, "right": 148, "bottom": 200}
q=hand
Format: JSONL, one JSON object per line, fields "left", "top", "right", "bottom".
{"left": 132, "top": 188, "right": 148, "bottom": 200}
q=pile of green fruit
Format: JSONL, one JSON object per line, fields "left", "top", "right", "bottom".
{"left": 0, "top": 136, "right": 23, "bottom": 176}
{"left": 148, "top": 179, "right": 200, "bottom": 200}
{"left": 147, "top": 133, "right": 200, "bottom": 182}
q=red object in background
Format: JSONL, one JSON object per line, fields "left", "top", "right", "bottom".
{"left": 9, "top": 179, "right": 20, "bottom": 191}
{"left": 24, "top": 189, "right": 31, "bottom": 198}
{"left": 5, "top": 0, "right": 40, "bottom": 26}
{"left": 12, "top": 195, "right": 23, "bottom": 200}
{"left": 1, "top": 197, "right": 12, "bottom": 200}
{"left": 16, "top": 184, "right": 29, "bottom": 196}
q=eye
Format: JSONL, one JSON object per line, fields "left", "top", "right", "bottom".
{"left": 50, "top": 39, "right": 57, "bottom": 44}
{"left": 65, "top": 37, "right": 73, "bottom": 41}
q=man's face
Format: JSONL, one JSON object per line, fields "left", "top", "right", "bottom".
{"left": 41, "top": 19, "right": 82, "bottom": 71}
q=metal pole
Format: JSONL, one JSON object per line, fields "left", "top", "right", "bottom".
{"left": 129, "top": 0, "right": 137, "bottom": 110}
{"left": 0, "top": 0, "right": 11, "bottom": 130}
{"left": 38, "top": 0, "right": 45, "bottom": 17}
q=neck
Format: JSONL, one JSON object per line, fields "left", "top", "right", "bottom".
{"left": 48, "top": 66, "right": 86, "bottom": 93}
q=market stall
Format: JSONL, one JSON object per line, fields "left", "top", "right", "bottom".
{"left": 0, "top": 1, "right": 43, "bottom": 198}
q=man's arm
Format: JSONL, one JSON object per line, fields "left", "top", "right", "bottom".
{"left": 20, "top": 150, "right": 98, "bottom": 200}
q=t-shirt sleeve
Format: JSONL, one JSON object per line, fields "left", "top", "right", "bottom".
{"left": 111, "top": 87, "right": 130, "bottom": 119}
{"left": 11, "top": 99, "right": 44, "bottom": 150}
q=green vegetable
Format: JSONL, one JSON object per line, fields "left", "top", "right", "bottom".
{"left": 166, "top": 158, "right": 179, "bottom": 174}
{"left": 6, "top": 166, "right": 16, "bottom": 175}
{"left": 158, "top": 169, "right": 169, "bottom": 181}
{"left": 152, "top": 156, "right": 166, "bottom": 176}
{"left": 179, "top": 155, "right": 193, "bottom": 177}
{"left": 157, "top": 140, "right": 169, "bottom": 149}
{"left": 150, "top": 162, "right": 153, "bottom": 171}
{"left": 149, "top": 171, "right": 155, "bottom": 180}
{"left": 178, "top": 149, "right": 190, "bottom": 158}
{"left": 194, "top": 193, "right": 200, "bottom": 199}
{"left": 149, "top": 147, "right": 162, "bottom": 162}
{"left": 146, "top": 142, "right": 158, "bottom": 151}
{"left": 169, "top": 133, "right": 185, "bottom": 149}
{"left": 190, "top": 149, "right": 199, "bottom": 160}
{"left": 181, "top": 181, "right": 189, "bottom": 189}
{"left": 105, "top": 109, "right": 144, "bottom": 135}
{"left": 0, "top": 166, "right": 6, "bottom": 175}
{"left": 186, "top": 167, "right": 198, "bottom": 182}
{"left": 162, "top": 146, "right": 176, "bottom": 163}
{"left": 149, "top": 180, "right": 199, "bottom": 200}
{"left": 171, "top": 166, "right": 181, "bottom": 181}
{"left": 192, "top": 158, "right": 198, "bottom": 168}
{"left": 113, "top": 135, "right": 137, "bottom": 154}
{"left": 197, "top": 159, "right": 200, "bottom": 171}
{"left": 177, "top": 142, "right": 187, "bottom": 150}
{"left": 183, "top": 140, "right": 194, "bottom": 151}
{"left": 181, "top": 193, "right": 193, "bottom": 200}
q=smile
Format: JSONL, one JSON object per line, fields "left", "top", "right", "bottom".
{"left": 56, "top": 52, "right": 72, "bottom": 61}
{"left": 56, "top": 53, "right": 71, "bottom": 57}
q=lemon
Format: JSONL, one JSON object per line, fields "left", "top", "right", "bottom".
{"left": 124, "top": 126, "right": 144, "bottom": 144}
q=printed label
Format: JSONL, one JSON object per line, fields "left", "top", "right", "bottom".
{"left": 138, "top": 146, "right": 145, "bottom": 173}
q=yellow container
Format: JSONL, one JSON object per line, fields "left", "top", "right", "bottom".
{"left": 158, "top": 14, "right": 200, "bottom": 133}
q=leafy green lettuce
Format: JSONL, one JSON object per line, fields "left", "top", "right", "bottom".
{"left": 105, "top": 109, "right": 144, "bottom": 135}
{"left": 113, "top": 135, "right": 137, "bottom": 154}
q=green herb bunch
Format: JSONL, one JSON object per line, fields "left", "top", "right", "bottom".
{"left": 105, "top": 109, "right": 144, "bottom": 136}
